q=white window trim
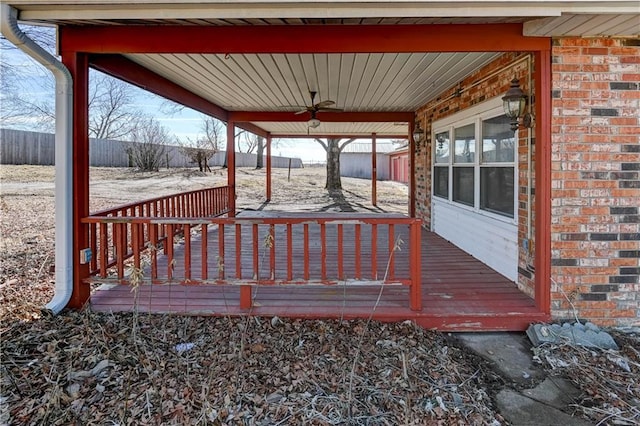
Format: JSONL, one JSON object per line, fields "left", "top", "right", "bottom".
{"left": 432, "top": 96, "right": 518, "bottom": 225}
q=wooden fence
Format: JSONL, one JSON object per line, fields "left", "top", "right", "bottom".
{"left": 0, "top": 128, "right": 303, "bottom": 168}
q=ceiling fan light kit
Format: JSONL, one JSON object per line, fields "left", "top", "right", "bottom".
{"left": 293, "top": 91, "right": 342, "bottom": 128}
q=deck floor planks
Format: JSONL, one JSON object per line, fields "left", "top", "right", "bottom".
{"left": 91, "top": 213, "right": 546, "bottom": 330}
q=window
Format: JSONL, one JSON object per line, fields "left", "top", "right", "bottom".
{"left": 453, "top": 123, "right": 475, "bottom": 206}
{"left": 433, "top": 105, "right": 516, "bottom": 219}
{"left": 433, "top": 131, "right": 450, "bottom": 199}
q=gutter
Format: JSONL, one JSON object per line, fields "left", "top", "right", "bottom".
{"left": 1, "top": 4, "right": 74, "bottom": 314}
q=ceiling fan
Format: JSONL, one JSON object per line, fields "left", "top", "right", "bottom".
{"left": 294, "top": 91, "right": 342, "bottom": 128}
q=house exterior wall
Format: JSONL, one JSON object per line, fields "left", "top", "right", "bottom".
{"left": 415, "top": 52, "right": 536, "bottom": 296}
{"left": 415, "top": 38, "right": 639, "bottom": 327}
{"left": 550, "top": 37, "right": 639, "bottom": 326}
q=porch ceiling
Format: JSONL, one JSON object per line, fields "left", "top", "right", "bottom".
{"left": 125, "top": 51, "right": 500, "bottom": 137}
{"left": 7, "top": 1, "right": 638, "bottom": 137}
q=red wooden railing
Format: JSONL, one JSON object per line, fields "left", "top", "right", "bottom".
{"left": 83, "top": 202, "right": 422, "bottom": 311}
{"left": 84, "top": 186, "right": 230, "bottom": 277}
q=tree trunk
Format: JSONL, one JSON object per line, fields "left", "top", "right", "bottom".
{"left": 255, "top": 136, "right": 264, "bottom": 169}
{"left": 325, "top": 138, "right": 342, "bottom": 190}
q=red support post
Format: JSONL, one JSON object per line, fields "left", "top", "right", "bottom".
{"left": 535, "top": 48, "right": 552, "bottom": 315}
{"left": 201, "top": 224, "right": 208, "bottom": 281}
{"left": 409, "top": 118, "right": 417, "bottom": 218}
{"left": 266, "top": 133, "right": 272, "bottom": 202}
{"left": 62, "top": 50, "right": 91, "bottom": 308}
{"left": 184, "top": 224, "right": 191, "bottom": 281}
{"left": 226, "top": 119, "right": 236, "bottom": 217}
{"left": 372, "top": 133, "right": 377, "bottom": 206}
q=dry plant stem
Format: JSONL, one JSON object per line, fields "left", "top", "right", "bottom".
{"left": 347, "top": 235, "right": 403, "bottom": 417}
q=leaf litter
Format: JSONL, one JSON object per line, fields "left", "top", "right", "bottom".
{"left": 1, "top": 165, "right": 638, "bottom": 425}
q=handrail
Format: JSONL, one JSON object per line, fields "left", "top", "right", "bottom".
{"left": 83, "top": 186, "right": 230, "bottom": 277}
{"left": 82, "top": 211, "right": 422, "bottom": 311}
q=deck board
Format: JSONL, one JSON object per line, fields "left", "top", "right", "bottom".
{"left": 90, "top": 212, "right": 547, "bottom": 331}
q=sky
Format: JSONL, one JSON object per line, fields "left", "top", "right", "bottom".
{"left": 0, "top": 26, "right": 367, "bottom": 163}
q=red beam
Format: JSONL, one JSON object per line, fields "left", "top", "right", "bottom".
{"left": 61, "top": 24, "right": 550, "bottom": 54}
{"left": 233, "top": 111, "right": 413, "bottom": 123}
{"left": 372, "top": 133, "right": 377, "bottom": 207}
{"left": 273, "top": 133, "right": 409, "bottom": 139}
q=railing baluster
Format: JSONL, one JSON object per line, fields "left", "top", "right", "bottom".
{"left": 184, "top": 224, "right": 191, "bottom": 282}
{"left": 303, "top": 223, "right": 310, "bottom": 280}
{"left": 287, "top": 223, "right": 293, "bottom": 281}
{"left": 337, "top": 224, "right": 344, "bottom": 280}
{"left": 218, "top": 223, "right": 225, "bottom": 279}
{"left": 235, "top": 223, "right": 242, "bottom": 279}
{"left": 115, "top": 223, "right": 125, "bottom": 280}
{"left": 150, "top": 223, "right": 158, "bottom": 281}
{"left": 99, "top": 223, "right": 108, "bottom": 278}
{"left": 89, "top": 223, "right": 97, "bottom": 273}
{"left": 355, "top": 224, "right": 361, "bottom": 279}
{"left": 320, "top": 222, "right": 327, "bottom": 280}
{"left": 388, "top": 224, "right": 395, "bottom": 281}
{"left": 410, "top": 221, "right": 422, "bottom": 311}
{"left": 371, "top": 224, "right": 378, "bottom": 280}
{"left": 167, "top": 224, "right": 174, "bottom": 281}
{"left": 132, "top": 222, "right": 141, "bottom": 270}
{"left": 252, "top": 223, "right": 259, "bottom": 279}
{"left": 269, "top": 224, "right": 276, "bottom": 281}
{"left": 201, "top": 224, "right": 208, "bottom": 281}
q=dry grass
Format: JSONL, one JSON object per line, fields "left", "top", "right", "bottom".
{"left": 1, "top": 165, "right": 638, "bottom": 425}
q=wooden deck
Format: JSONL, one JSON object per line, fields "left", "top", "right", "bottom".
{"left": 90, "top": 210, "right": 547, "bottom": 331}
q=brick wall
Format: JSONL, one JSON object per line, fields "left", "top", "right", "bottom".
{"left": 414, "top": 37, "right": 639, "bottom": 327}
{"left": 414, "top": 52, "right": 536, "bottom": 297}
{"left": 550, "top": 38, "right": 639, "bottom": 326}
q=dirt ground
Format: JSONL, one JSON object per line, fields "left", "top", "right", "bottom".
{"left": 1, "top": 165, "right": 637, "bottom": 425}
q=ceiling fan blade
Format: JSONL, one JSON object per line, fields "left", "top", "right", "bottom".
{"left": 294, "top": 109, "right": 309, "bottom": 115}
{"left": 317, "top": 107, "right": 343, "bottom": 112}
{"left": 315, "top": 100, "right": 335, "bottom": 108}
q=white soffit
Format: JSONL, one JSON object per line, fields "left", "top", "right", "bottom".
{"left": 524, "top": 14, "right": 640, "bottom": 36}
{"left": 127, "top": 52, "right": 501, "bottom": 114}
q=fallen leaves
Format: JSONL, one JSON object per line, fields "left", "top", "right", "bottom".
{"left": 2, "top": 313, "right": 502, "bottom": 425}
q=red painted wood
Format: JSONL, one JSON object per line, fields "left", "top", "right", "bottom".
{"left": 337, "top": 224, "right": 344, "bottom": 279}
{"left": 410, "top": 221, "right": 422, "bottom": 311}
{"left": 63, "top": 51, "right": 91, "bottom": 308}
{"left": 227, "top": 121, "right": 236, "bottom": 217}
{"left": 372, "top": 133, "right": 377, "bottom": 206}
{"left": 99, "top": 223, "right": 107, "bottom": 278}
{"left": 304, "top": 224, "right": 310, "bottom": 280}
{"left": 355, "top": 224, "right": 361, "bottom": 278}
{"left": 61, "top": 24, "right": 550, "bottom": 54}
{"left": 201, "top": 224, "right": 208, "bottom": 281}
{"left": 184, "top": 224, "right": 191, "bottom": 281}
{"left": 266, "top": 134, "right": 272, "bottom": 201}
{"left": 273, "top": 133, "right": 409, "bottom": 139}
{"left": 409, "top": 119, "right": 416, "bottom": 217}
{"left": 287, "top": 223, "right": 293, "bottom": 281}
{"left": 252, "top": 223, "right": 259, "bottom": 278}
{"left": 535, "top": 48, "right": 552, "bottom": 315}
{"left": 150, "top": 224, "right": 158, "bottom": 280}
{"left": 132, "top": 223, "right": 141, "bottom": 269}
{"left": 218, "top": 223, "right": 226, "bottom": 280}
{"left": 235, "top": 224, "right": 242, "bottom": 279}
{"left": 388, "top": 224, "right": 394, "bottom": 280}
{"left": 167, "top": 225, "right": 174, "bottom": 281}
{"left": 269, "top": 224, "right": 276, "bottom": 280}
{"left": 231, "top": 111, "right": 413, "bottom": 123}
{"left": 115, "top": 223, "right": 124, "bottom": 280}
{"left": 371, "top": 224, "right": 378, "bottom": 279}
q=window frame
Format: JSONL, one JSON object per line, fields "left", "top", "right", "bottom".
{"left": 431, "top": 97, "right": 518, "bottom": 224}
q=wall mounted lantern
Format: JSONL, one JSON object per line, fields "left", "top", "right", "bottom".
{"left": 412, "top": 122, "right": 424, "bottom": 146}
{"left": 502, "top": 78, "right": 533, "bottom": 132}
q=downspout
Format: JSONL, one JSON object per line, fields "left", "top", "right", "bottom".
{"left": 1, "top": 4, "right": 74, "bottom": 314}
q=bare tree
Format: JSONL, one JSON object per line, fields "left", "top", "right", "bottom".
{"left": 1, "top": 25, "right": 57, "bottom": 131}
{"left": 180, "top": 116, "right": 225, "bottom": 172}
{"left": 239, "top": 132, "right": 260, "bottom": 154}
{"left": 127, "top": 118, "right": 173, "bottom": 171}
{"left": 314, "top": 138, "right": 356, "bottom": 190}
{"left": 89, "top": 72, "right": 145, "bottom": 140}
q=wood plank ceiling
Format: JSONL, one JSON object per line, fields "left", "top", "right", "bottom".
{"left": 128, "top": 51, "right": 500, "bottom": 136}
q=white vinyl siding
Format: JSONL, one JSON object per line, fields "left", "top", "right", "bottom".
{"left": 431, "top": 97, "right": 518, "bottom": 281}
